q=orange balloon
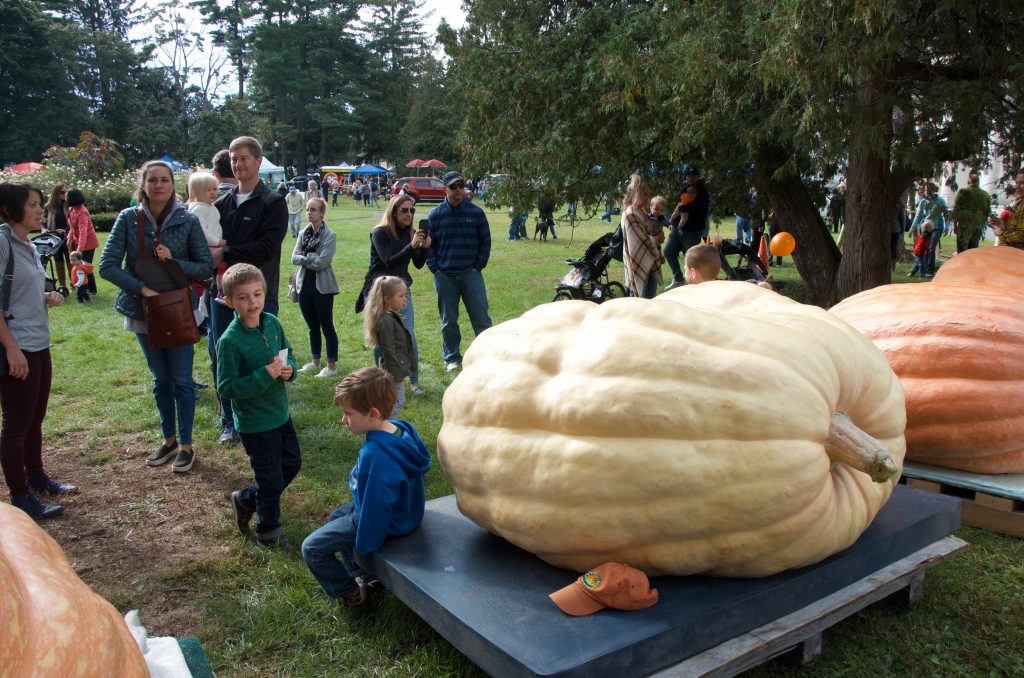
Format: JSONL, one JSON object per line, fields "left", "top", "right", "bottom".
{"left": 770, "top": 232, "right": 796, "bottom": 257}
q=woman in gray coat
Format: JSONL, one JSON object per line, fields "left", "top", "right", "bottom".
{"left": 292, "top": 196, "right": 339, "bottom": 378}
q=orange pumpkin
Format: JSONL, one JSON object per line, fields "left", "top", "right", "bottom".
{"left": 0, "top": 503, "right": 148, "bottom": 677}
{"left": 831, "top": 270, "right": 1024, "bottom": 473}
{"left": 932, "top": 245, "right": 1024, "bottom": 293}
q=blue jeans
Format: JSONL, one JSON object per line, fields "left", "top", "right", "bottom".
{"left": 237, "top": 418, "right": 301, "bottom": 540}
{"left": 509, "top": 216, "right": 526, "bottom": 239}
{"left": 735, "top": 216, "right": 751, "bottom": 243}
{"left": 664, "top": 229, "right": 704, "bottom": 283}
{"left": 302, "top": 501, "right": 369, "bottom": 599}
{"left": 209, "top": 294, "right": 278, "bottom": 429}
{"left": 629, "top": 275, "right": 659, "bottom": 299}
{"left": 135, "top": 335, "right": 195, "bottom": 445}
{"left": 373, "top": 293, "right": 419, "bottom": 384}
{"left": 433, "top": 269, "right": 492, "bottom": 364}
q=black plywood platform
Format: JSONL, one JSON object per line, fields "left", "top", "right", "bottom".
{"left": 363, "top": 485, "right": 961, "bottom": 677}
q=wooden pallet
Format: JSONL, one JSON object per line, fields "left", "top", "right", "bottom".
{"left": 652, "top": 536, "right": 968, "bottom": 677}
{"left": 899, "top": 462, "right": 1024, "bottom": 538}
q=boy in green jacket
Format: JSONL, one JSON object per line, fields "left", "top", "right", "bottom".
{"left": 217, "top": 263, "right": 300, "bottom": 548}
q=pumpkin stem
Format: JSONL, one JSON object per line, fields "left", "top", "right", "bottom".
{"left": 825, "top": 412, "right": 898, "bottom": 483}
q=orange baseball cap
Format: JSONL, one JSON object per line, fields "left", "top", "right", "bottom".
{"left": 549, "top": 562, "right": 659, "bottom": 616}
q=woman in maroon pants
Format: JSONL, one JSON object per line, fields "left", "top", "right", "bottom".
{"left": 0, "top": 181, "right": 76, "bottom": 519}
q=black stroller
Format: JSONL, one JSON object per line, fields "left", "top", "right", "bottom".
{"left": 718, "top": 238, "right": 771, "bottom": 282}
{"left": 552, "top": 232, "right": 627, "bottom": 303}
{"left": 31, "top": 232, "right": 69, "bottom": 297}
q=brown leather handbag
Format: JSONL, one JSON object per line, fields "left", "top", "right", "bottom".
{"left": 134, "top": 211, "right": 200, "bottom": 350}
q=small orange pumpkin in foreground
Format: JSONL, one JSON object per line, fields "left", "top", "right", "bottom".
{"left": 831, "top": 247, "right": 1024, "bottom": 473}
{"left": 0, "top": 503, "right": 147, "bottom": 677}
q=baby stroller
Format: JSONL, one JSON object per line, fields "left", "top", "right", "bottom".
{"left": 31, "top": 232, "right": 69, "bottom": 297}
{"left": 718, "top": 238, "right": 771, "bottom": 283}
{"left": 552, "top": 232, "right": 627, "bottom": 303}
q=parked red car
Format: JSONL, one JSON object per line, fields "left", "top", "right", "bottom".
{"left": 395, "top": 176, "right": 447, "bottom": 202}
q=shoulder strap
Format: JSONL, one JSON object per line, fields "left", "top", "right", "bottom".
{"left": 1, "top": 232, "right": 15, "bottom": 320}
{"left": 135, "top": 209, "right": 151, "bottom": 261}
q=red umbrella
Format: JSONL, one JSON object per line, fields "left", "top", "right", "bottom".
{"left": 424, "top": 159, "right": 447, "bottom": 168}
{"left": 7, "top": 162, "right": 43, "bottom": 174}
{"left": 406, "top": 159, "right": 425, "bottom": 167}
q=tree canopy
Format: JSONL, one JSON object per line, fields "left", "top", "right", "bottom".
{"left": 4, "top": 0, "right": 461, "bottom": 176}
{"left": 442, "top": 0, "right": 1024, "bottom": 305}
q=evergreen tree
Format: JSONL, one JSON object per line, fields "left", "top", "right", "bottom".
{"left": 443, "top": 0, "right": 1024, "bottom": 306}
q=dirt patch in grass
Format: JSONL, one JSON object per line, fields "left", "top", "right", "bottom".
{"left": 40, "top": 431, "right": 252, "bottom": 635}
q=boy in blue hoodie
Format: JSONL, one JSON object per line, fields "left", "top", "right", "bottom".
{"left": 301, "top": 367, "right": 432, "bottom": 605}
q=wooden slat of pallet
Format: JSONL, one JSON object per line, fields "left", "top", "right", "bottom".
{"left": 651, "top": 536, "right": 968, "bottom": 678}
{"left": 902, "top": 477, "right": 1024, "bottom": 538}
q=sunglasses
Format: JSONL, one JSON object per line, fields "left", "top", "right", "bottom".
{"left": 398, "top": 207, "right": 416, "bottom": 214}
{"left": 448, "top": 183, "right": 465, "bottom": 190}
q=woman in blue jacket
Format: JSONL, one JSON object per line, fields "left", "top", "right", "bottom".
{"left": 99, "top": 161, "right": 213, "bottom": 474}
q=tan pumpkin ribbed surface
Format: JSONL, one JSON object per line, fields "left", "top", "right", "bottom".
{"left": 439, "top": 281, "right": 905, "bottom": 577}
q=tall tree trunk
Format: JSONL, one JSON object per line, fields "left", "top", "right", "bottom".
{"left": 837, "top": 72, "right": 903, "bottom": 303}
{"left": 319, "top": 128, "right": 328, "bottom": 168}
{"left": 295, "top": 116, "right": 307, "bottom": 175}
{"left": 757, "top": 164, "right": 840, "bottom": 308}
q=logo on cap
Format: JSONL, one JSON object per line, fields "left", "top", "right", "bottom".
{"left": 549, "top": 562, "right": 658, "bottom": 616}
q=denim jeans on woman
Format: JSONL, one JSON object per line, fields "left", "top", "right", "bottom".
{"left": 433, "top": 269, "right": 491, "bottom": 365}
{"left": 135, "top": 335, "right": 195, "bottom": 445}
{"left": 297, "top": 279, "right": 338, "bottom": 363}
{"left": 301, "top": 501, "right": 369, "bottom": 599}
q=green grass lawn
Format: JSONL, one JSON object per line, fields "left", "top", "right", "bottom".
{"left": 44, "top": 203, "right": 1020, "bottom": 676}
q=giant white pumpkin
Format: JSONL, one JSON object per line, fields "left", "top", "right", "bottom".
{"left": 0, "top": 503, "right": 147, "bottom": 677}
{"left": 439, "top": 281, "right": 906, "bottom": 577}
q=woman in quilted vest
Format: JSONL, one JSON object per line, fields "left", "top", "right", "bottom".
{"left": 99, "top": 161, "right": 212, "bottom": 474}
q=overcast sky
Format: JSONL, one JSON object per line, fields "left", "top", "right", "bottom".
{"left": 140, "top": 0, "right": 467, "bottom": 101}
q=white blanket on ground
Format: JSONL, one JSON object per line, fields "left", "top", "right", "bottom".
{"left": 124, "top": 610, "right": 194, "bottom": 678}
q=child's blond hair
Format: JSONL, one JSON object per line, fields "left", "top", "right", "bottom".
{"left": 650, "top": 195, "right": 668, "bottom": 212}
{"left": 221, "top": 263, "right": 265, "bottom": 298}
{"left": 922, "top": 219, "right": 935, "bottom": 233}
{"left": 333, "top": 366, "right": 397, "bottom": 417}
{"left": 363, "top": 276, "right": 407, "bottom": 347}
{"left": 684, "top": 243, "right": 721, "bottom": 282}
{"left": 187, "top": 172, "right": 218, "bottom": 203}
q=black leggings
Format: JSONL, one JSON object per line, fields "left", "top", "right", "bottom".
{"left": 298, "top": 277, "right": 338, "bottom": 362}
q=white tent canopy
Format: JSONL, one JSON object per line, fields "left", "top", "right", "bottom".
{"left": 258, "top": 156, "right": 286, "bottom": 184}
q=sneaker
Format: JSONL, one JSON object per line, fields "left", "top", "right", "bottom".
{"left": 11, "top": 493, "right": 63, "bottom": 519}
{"left": 256, "top": 534, "right": 292, "bottom": 550}
{"left": 410, "top": 384, "right": 425, "bottom": 395}
{"left": 340, "top": 581, "right": 368, "bottom": 607}
{"left": 445, "top": 362, "right": 461, "bottom": 372}
{"left": 27, "top": 474, "right": 78, "bottom": 497}
{"left": 314, "top": 367, "right": 337, "bottom": 378}
{"left": 147, "top": 442, "right": 178, "bottom": 466}
{"left": 171, "top": 449, "right": 195, "bottom": 473}
{"left": 218, "top": 425, "right": 239, "bottom": 445}
{"left": 664, "top": 279, "right": 684, "bottom": 291}
{"left": 231, "top": 491, "right": 254, "bottom": 537}
{"left": 298, "top": 362, "right": 320, "bottom": 373}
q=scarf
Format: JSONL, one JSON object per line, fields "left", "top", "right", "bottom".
{"left": 301, "top": 223, "right": 326, "bottom": 254}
